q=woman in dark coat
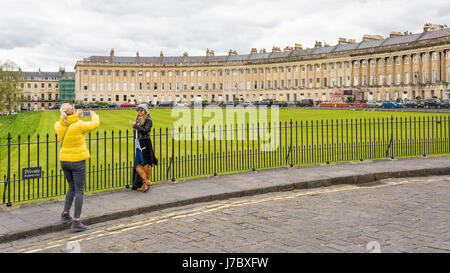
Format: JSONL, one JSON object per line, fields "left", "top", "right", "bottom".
{"left": 130, "top": 103, "right": 158, "bottom": 192}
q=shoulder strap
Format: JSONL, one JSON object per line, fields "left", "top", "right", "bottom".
{"left": 61, "top": 124, "right": 71, "bottom": 147}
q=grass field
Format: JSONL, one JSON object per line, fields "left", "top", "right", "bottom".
{"left": 1, "top": 108, "right": 449, "bottom": 204}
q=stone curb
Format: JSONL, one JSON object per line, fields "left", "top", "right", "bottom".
{"left": 0, "top": 165, "right": 449, "bottom": 244}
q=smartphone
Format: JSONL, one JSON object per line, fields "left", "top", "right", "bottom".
{"left": 83, "top": 111, "right": 91, "bottom": 117}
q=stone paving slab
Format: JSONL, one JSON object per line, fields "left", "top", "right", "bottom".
{"left": 0, "top": 155, "right": 450, "bottom": 244}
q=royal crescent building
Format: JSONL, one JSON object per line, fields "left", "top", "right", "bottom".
{"left": 74, "top": 23, "right": 450, "bottom": 105}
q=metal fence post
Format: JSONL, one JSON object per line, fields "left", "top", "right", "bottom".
{"left": 6, "top": 133, "right": 12, "bottom": 206}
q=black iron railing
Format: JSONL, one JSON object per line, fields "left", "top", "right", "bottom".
{"left": 1, "top": 115, "right": 450, "bottom": 205}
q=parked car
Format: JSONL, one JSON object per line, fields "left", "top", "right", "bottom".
{"left": 424, "top": 98, "right": 442, "bottom": 109}
{"left": 440, "top": 99, "right": 450, "bottom": 108}
{"left": 74, "top": 104, "right": 85, "bottom": 109}
{"left": 146, "top": 102, "right": 155, "bottom": 108}
{"left": 175, "top": 102, "right": 188, "bottom": 107}
{"left": 396, "top": 101, "right": 406, "bottom": 108}
{"left": 107, "top": 104, "right": 118, "bottom": 108}
{"left": 48, "top": 104, "right": 61, "bottom": 110}
{"left": 381, "top": 101, "right": 399, "bottom": 108}
{"left": 222, "top": 101, "right": 236, "bottom": 107}
{"left": 259, "top": 99, "right": 273, "bottom": 107}
{"left": 86, "top": 104, "right": 100, "bottom": 109}
{"left": 404, "top": 100, "right": 423, "bottom": 108}
{"left": 366, "top": 100, "right": 381, "bottom": 108}
{"left": 120, "top": 103, "right": 136, "bottom": 108}
{"left": 274, "top": 101, "right": 288, "bottom": 107}
{"left": 159, "top": 102, "right": 174, "bottom": 107}
{"left": 237, "top": 101, "right": 252, "bottom": 107}
{"left": 296, "top": 99, "right": 314, "bottom": 107}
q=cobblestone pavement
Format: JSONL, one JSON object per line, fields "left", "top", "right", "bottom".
{"left": 1, "top": 175, "right": 449, "bottom": 253}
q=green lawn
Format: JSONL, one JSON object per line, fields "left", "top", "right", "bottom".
{"left": 1, "top": 108, "right": 449, "bottom": 205}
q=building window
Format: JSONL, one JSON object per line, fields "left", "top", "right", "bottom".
{"left": 404, "top": 57, "right": 409, "bottom": 64}
{"left": 432, "top": 52, "right": 437, "bottom": 60}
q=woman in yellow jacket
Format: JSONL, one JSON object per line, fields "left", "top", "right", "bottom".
{"left": 55, "top": 103, "right": 99, "bottom": 232}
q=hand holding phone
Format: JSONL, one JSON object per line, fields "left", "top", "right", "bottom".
{"left": 83, "top": 111, "right": 91, "bottom": 117}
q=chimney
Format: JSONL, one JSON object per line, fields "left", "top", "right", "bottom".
{"left": 423, "top": 23, "right": 448, "bottom": 32}
{"left": 323, "top": 42, "right": 330, "bottom": 47}
{"left": 110, "top": 48, "right": 115, "bottom": 63}
{"left": 159, "top": 51, "right": 163, "bottom": 63}
{"left": 259, "top": 48, "right": 267, "bottom": 53}
{"left": 314, "top": 41, "right": 322, "bottom": 48}
{"left": 183, "top": 52, "right": 188, "bottom": 57}
{"left": 272, "top": 46, "right": 281, "bottom": 52}
{"left": 136, "top": 51, "right": 140, "bottom": 63}
{"left": 284, "top": 46, "right": 293, "bottom": 51}
{"left": 228, "top": 49, "right": 237, "bottom": 55}
{"left": 250, "top": 48, "right": 258, "bottom": 54}
{"left": 389, "top": 31, "right": 403, "bottom": 37}
{"left": 338, "top": 38, "right": 347, "bottom": 44}
{"left": 294, "top": 43, "right": 302, "bottom": 50}
{"left": 206, "top": 48, "right": 215, "bottom": 56}
{"left": 348, "top": 39, "right": 356, "bottom": 44}
{"left": 362, "top": 34, "right": 384, "bottom": 41}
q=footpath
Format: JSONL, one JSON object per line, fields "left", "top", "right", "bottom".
{"left": 1, "top": 155, "right": 450, "bottom": 244}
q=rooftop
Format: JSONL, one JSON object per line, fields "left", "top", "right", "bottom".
{"left": 79, "top": 24, "right": 450, "bottom": 66}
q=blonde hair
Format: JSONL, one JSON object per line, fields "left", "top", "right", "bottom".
{"left": 60, "top": 103, "right": 75, "bottom": 125}
{"left": 136, "top": 113, "right": 147, "bottom": 126}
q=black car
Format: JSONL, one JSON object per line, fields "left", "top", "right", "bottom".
{"left": 146, "top": 102, "right": 155, "bottom": 108}
{"left": 259, "top": 99, "right": 273, "bottom": 107}
{"left": 404, "top": 100, "right": 423, "bottom": 108}
{"left": 107, "top": 104, "right": 118, "bottom": 108}
{"left": 275, "top": 101, "right": 288, "bottom": 107}
{"left": 86, "top": 104, "right": 100, "bottom": 109}
{"left": 48, "top": 104, "right": 61, "bottom": 110}
{"left": 159, "top": 102, "right": 174, "bottom": 107}
{"left": 424, "top": 98, "right": 442, "bottom": 109}
{"left": 296, "top": 99, "right": 314, "bottom": 107}
{"left": 74, "top": 104, "right": 85, "bottom": 109}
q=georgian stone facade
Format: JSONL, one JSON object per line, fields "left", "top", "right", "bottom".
{"left": 74, "top": 24, "right": 450, "bottom": 105}
{"left": 21, "top": 69, "right": 74, "bottom": 110}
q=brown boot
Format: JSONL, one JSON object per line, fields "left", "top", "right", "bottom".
{"left": 135, "top": 165, "right": 149, "bottom": 192}
{"left": 143, "top": 164, "right": 152, "bottom": 187}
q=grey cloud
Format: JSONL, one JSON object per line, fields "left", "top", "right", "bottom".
{"left": 0, "top": 0, "right": 449, "bottom": 71}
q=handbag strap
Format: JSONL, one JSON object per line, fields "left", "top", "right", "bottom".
{"left": 61, "top": 124, "right": 71, "bottom": 147}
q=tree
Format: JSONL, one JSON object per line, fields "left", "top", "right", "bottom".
{"left": 0, "top": 61, "right": 24, "bottom": 114}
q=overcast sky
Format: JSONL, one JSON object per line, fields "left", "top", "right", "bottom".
{"left": 0, "top": 0, "right": 448, "bottom": 72}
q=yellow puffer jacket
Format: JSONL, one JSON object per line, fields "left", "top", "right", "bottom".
{"left": 54, "top": 114, "right": 100, "bottom": 162}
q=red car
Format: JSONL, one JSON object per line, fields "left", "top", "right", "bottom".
{"left": 120, "top": 103, "right": 136, "bottom": 108}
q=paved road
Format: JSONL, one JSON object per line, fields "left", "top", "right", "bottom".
{"left": 0, "top": 175, "right": 449, "bottom": 253}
